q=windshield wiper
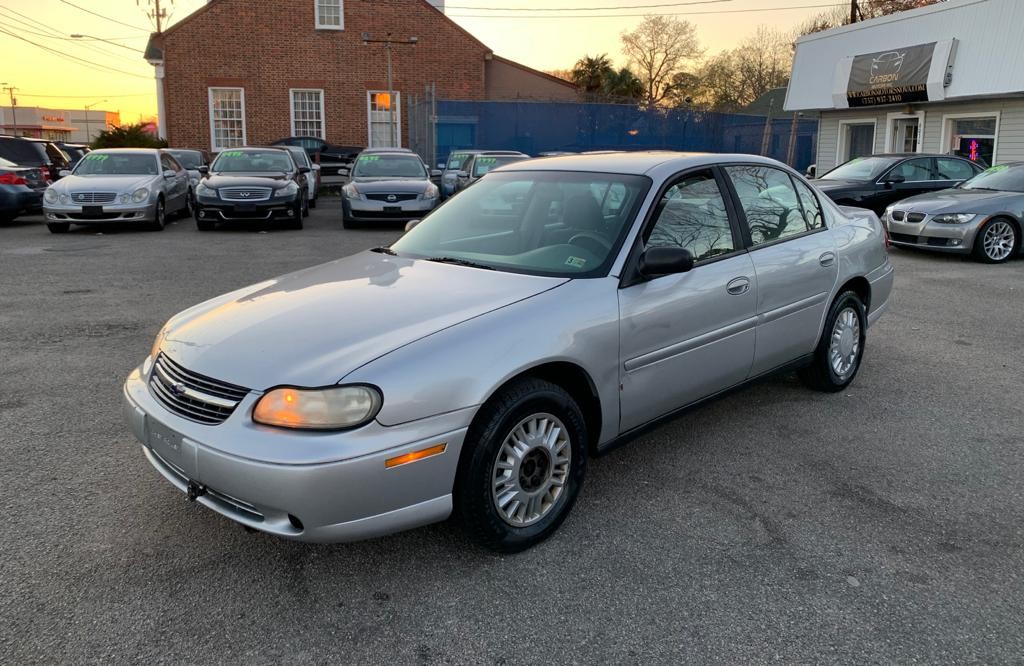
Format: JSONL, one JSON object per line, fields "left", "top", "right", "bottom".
{"left": 371, "top": 246, "right": 397, "bottom": 255}
{"left": 425, "top": 256, "right": 495, "bottom": 270}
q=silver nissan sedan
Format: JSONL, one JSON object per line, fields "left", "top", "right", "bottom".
{"left": 123, "top": 153, "right": 894, "bottom": 552}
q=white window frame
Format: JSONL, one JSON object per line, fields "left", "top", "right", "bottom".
{"left": 315, "top": 0, "right": 344, "bottom": 30}
{"left": 835, "top": 119, "right": 877, "bottom": 165}
{"left": 366, "top": 90, "right": 402, "bottom": 148}
{"left": 940, "top": 111, "right": 1000, "bottom": 164}
{"left": 884, "top": 111, "right": 925, "bottom": 153}
{"left": 207, "top": 87, "right": 246, "bottom": 152}
{"left": 289, "top": 88, "right": 326, "bottom": 139}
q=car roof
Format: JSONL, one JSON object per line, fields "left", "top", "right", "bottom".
{"left": 497, "top": 151, "right": 797, "bottom": 176}
{"left": 858, "top": 153, "right": 973, "bottom": 159}
{"left": 360, "top": 147, "right": 415, "bottom": 154}
{"left": 167, "top": 148, "right": 203, "bottom": 154}
{"left": 90, "top": 148, "right": 161, "bottom": 154}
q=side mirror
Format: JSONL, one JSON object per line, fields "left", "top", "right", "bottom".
{"left": 404, "top": 219, "right": 422, "bottom": 232}
{"left": 431, "top": 169, "right": 442, "bottom": 178}
{"left": 805, "top": 165, "right": 816, "bottom": 179}
{"left": 638, "top": 247, "right": 695, "bottom": 278}
{"left": 456, "top": 170, "right": 468, "bottom": 178}
{"left": 884, "top": 173, "right": 906, "bottom": 184}
{"left": 311, "top": 163, "right": 321, "bottom": 171}
{"left": 298, "top": 166, "right": 311, "bottom": 174}
{"left": 58, "top": 169, "right": 71, "bottom": 178}
{"left": 163, "top": 169, "right": 176, "bottom": 178}
{"left": 197, "top": 165, "right": 209, "bottom": 176}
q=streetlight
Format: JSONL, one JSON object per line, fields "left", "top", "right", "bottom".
{"left": 361, "top": 33, "right": 418, "bottom": 148}
{"left": 84, "top": 100, "right": 107, "bottom": 144}
{"left": 69, "top": 34, "right": 143, "bottom": 53}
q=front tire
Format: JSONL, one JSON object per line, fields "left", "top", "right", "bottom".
{"left": 973, "top": 217, "right": 1018, "bottom": 263}
{"left": 799, "top": 291, "right": 867, "bottom": 392}
{"left": 146, "top": 198, "right": 166, "bottom": 231}
{"left": 455, "top": 378, "right": 587, "bottom": 553}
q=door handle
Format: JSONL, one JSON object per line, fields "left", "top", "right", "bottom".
{"left": 819, "top": 252, "right": 836, "bottom": 267}
{"left": 726, "top": 277, "right": 750, "bottom": 295}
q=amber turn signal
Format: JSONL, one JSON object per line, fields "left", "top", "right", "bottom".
{"left": 385, "top": 443, "right": 447, "bottom": 469}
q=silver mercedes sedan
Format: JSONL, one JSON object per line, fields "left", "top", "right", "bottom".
{"left": 122, "top": 153, "right": 894, "bottom": 552}
{"left": 43, "top": 148, "right": 191, "bottom": 233}
{"left": 884, "top": 162, "right": 1024, "bottom": 263}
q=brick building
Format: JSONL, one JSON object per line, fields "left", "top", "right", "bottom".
{"left": 145, "top": 0, "right": 577, "bottom": 152}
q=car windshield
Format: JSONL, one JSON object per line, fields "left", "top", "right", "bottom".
{"left": 390, "top": 170, "right": 651, "bottom": 278}
{"left": 212, "top": 150, "right": 293, "bottom": 173}
{"left": 959, "top": 164, "right": 1024, "bottom": 193}
{"left": 820, "top": 156, "right": 895, "bottom": 181}
{"left": 352, "top": 154, "right": 426, "bottom": 179}
{"left": 285, "top": 148, "right": 310, "bottom": 167}
{"left": 168, "top": 151, "right": 203, "bottom": 169}
{"left": 446, "top": 152, "right": 471, "bottom": 170}
{"left": 474, "top": 155, "right": 526, "bottom": 177}
{"left": 73, "top": 153, "right": 159, "bottom": 175}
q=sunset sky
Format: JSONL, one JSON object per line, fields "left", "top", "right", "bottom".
{"left": 0, "top": 0, "right": 839, "bottom": 120}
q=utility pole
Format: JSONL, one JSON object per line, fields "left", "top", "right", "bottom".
{"left": 2, "top": 84, "right": 17, "bottom": 136}
{"left": 138, "top": 0, "right": 170, "bottom": 33}
{"left": 361, "top": 32, "right": 418, "bottom": 147}
{"left": 850, "top": 0, "right": 859, "bottom": 24}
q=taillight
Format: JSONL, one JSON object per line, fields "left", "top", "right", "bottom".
{"left": 0, "top": 172, "right": 28, "bottom": 186}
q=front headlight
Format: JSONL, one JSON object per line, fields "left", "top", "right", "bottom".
{"left": 253, "top": 385, "right": 383, "bottom": 430}
{"left": 342, "top": 183, "right": 361, "bottom": 199}
{"left": 195, "top": 182, "right": 214, "bottom": 196}
{"left": 44, "top": 188, "right": 58, "bottom": 204}
{"left": 150, "top": 325, "right": 168, "bottom": 360}
{"left": 59, "top": 193, "right": 70, "bottom": 205}
{"left": 278, "top": 181, "right": 299, "bottom": 196}
{"left": 932, "top": 213, "right": 977, "bottom": 224}
{"left": 132, "top": 188, "right": 150, "bottom": 203}
{"left": 422, "top": 183, "right": 439, "bottom": 199}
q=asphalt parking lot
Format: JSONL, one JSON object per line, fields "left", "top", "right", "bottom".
{"left": 2, "top": 201, "right": 1023, "bottom": 664}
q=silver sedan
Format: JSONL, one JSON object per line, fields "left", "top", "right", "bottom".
{"left": 884, "top": 162, "right": 1024, "bottom": 263}
{"left": 43, "top": 148, "right": 190, "bottom": 233}
{"left": 122, "top": 153, "right": 894, "bottom": 552}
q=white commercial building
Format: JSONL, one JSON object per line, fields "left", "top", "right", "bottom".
{"left": 787, "top": 0, "right": 1024, "bottom": 173}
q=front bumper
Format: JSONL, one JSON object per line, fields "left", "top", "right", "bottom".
{"left": 195, "top": 195, "right": 300, "bottom": 222}
{"left": 44, "top": 200, "right": 157, "bottom": 223}
{"left": 122, "top": 363, "right": 469, "bottom": 542}
{"left": 885, "top": 213, "right": 985, "bottom": 254}
{"left": 343, "top": 197, "right": 437, "bottom": 223}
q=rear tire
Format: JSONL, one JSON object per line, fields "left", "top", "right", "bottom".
{"left": 309, "top": 195, "right": 317, "bottom": 209}
{"left": 799, "top": 291, "right": 867, "bottom": 392}
{"left": 455, "top": 378, "right": 587, "bottom": 553}
{"left": 47, "top": 222, "right": 70, "bottom": 234}
{"left": 972, "top": 217, "right": 1018, "bottom": 263}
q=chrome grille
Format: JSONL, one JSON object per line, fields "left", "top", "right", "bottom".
{"left": 149, "top": 353, "right": 250, "bottom": 425}
{"left": 220, "top": 187, "right": 272, "bottom": 202}
{"left": 366, "top": 193, "right": 419, "bottom": 203}
{"left": 906, "top": 212, "right": 926, "bottom": 223}
{"left": 71, "top": 191, "right": 117, "bottom": 204}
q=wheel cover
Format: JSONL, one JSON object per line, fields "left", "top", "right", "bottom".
{"left": 491, "top": 413, "right": 571, "bottom": 527}
{"left": 829, "top": 306, "right": 861, "bottom": 380}
{"left": 156, "top": 201, "right": 165, "bottom": 226}
{"left": 983, "top": 221, "right": 1015, "bottom": 261}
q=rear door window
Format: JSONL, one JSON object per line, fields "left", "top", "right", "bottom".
{"left": 725, "top": 165, "right": 819, "bottom": 246}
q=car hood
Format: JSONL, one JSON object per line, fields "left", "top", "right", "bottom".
{"left": 351, "top": 178, "right": 431, "bottom": 193}
{"left": 811, "top": 178, "right": 868, "bottom": 191}
{"left": 53, "top": 174, "right": 158, "bottom": 192}
{"left": 892, "top": 188, "right": 1024, "bottom": 213}
{"left": 205, "top": 173, "right": 292, "bottom": 188}
{"left": 159, "top": 251, "right": 567, "bottom": 389}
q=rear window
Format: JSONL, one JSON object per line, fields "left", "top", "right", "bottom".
{"left": 0, "top": 138, "right": 47, "bottom": 165}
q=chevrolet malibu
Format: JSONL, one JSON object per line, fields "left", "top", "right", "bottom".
{"left": 123, "top": 153, "right": 894, "bottom": 552}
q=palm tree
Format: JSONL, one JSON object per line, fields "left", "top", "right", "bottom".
{"left": 603, "top": 68, "right": 644, "bottom": 103}
{"left": 571, "top": 54, "right": 614, "bottom": 95}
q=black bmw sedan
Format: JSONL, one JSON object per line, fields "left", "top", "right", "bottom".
{"left": 812, "top": 153, "right": 983, "bottom": 215}
{"left": 194, "top": 147, "right": 310, "bottom": 230}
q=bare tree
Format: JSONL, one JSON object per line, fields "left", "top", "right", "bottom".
{"left": 688, "top": 27, "right": 792, "bottom": 112}
{"left": 621, "top": 15, "right": 703, "bottom": 107}
{"left": 798, "top": 0, "right": 942, "bottom": 35}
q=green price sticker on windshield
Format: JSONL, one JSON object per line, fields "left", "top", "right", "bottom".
{"left": 221, "top": 151, "right": 244, "bottom": 158}
{"left": 84, "top": 154, "right": 109, "bottom": 161}
{"left": 359, "top": 155, "right": 381, "bottom": 162}
{"left": 477, "top": 157, "right": 498, "bottom": 165}
{"left": 985, "top": 164, "right": 1008, "bottom": 173}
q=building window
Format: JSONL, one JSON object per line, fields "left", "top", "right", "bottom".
{"left": 315, "top": 0, "right": 344, "bottom": 30}
{"left": 947, "top": 115, "right": 998, "bottom": 167}
{"left": 208, "top": 87, "right": 246, "bottom": 151}
{"left": 367, "top": 91, "right": 401, "bottom": 148}
{"left": 837, "top": 121, "right": 875, "bottom": 163}
{"left": 290, "top": 89, "right": 325, "bottom": 139}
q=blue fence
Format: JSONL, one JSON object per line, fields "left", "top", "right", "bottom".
{"left": 427, "top": 100, "right": 817, "bottom": 171}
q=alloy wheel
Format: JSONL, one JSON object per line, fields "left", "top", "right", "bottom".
{"left": 983, "top": 221, "right": 1016, "bottom": 262}
{"left": 491, "top": 413, "right": 572, "bottom": 527}
{"left": 829, "top": 307, "right": 861, "bottom": 380}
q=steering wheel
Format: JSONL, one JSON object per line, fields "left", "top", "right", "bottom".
{"left": 568, "top": 232, "right": 612, "bottom": 256}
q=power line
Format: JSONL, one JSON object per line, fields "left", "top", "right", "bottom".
{"left": 56, "top": 0, "right": 151, "bottom": 31}
{"left": 443, "top": 0, "right": 731, "bottom": 10}
{"left": 0, "top": 6, "right": 136, "bottom": 62}
{"left": 16, "top": 92, "right": 152, "bottom": 99}
{"left": 0, "top": 27, "right": 151, "bottom": 79}
{"left": 446, "top": 2, "right": 846, "bottom": 18}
